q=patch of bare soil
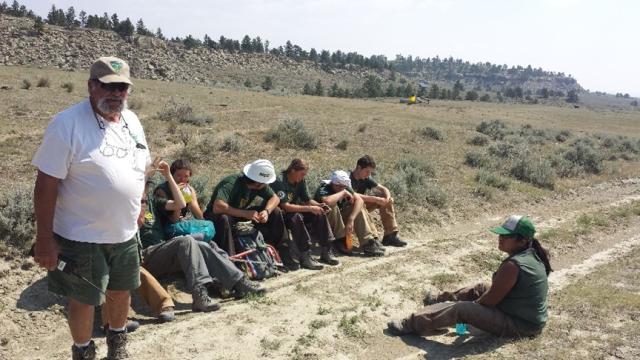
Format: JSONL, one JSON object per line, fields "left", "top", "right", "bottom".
{"left": 1, "top": 178, "right": 639, "bottom": 359}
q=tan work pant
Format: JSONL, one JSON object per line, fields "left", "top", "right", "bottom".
{"left": 406, "top": 283, "right": 541, "bottom": 338}
{"left": 365, "top": 201, "right": 398, "bottom": 237}
{"left": 325, "top": 203, "right": 377, "bottom": 246}
{"left": 102, "top": 267, "right": 174, "bottom": 325}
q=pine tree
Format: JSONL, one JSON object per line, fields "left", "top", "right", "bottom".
{"left": 110, "top": 13, "right": 119, "bottom": 29}
{"left": 63, "top": 6, "right": 76, "bottom": 28}
{"left": 241, "top": 35, "right": 252, "bottom": 52}
{"left": 261, "top": 76, "right": 273, "bottom": 91}
{"left": 155, "top": 27, "right": 165, "bottom": 40}
{"left": 0, "top": 2, "right": 7, "bottom": 14}
{"left": 428, "top": 84, "right": 439, "bottom": 99}
{"left": 115, "top": 17, "right": 134, "bottom": 37}
{"left": 385, "top": 83, "right": 395, "bottom": 97}
{"left": 309, "top": 48, "right": 318, "bottom": 62}
{"left": 32, "top": 16, "right": 44, "bottom": 34}
{"left": 136, "top": 18, "right": 150, "bottom": 35}
{"left": 314, "top": 80, "right": 324, "bottom": 96}
{"left": 303, "top": 83, "right": 313, "bottom": 95}
{"left": 78, "top": 10, "right": 87, "bottom": 27}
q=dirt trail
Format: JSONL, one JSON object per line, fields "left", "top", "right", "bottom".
{"left": 1, "top": 178, "right": 639, "bottom": 360}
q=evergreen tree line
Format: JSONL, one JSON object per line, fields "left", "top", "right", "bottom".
{"left": 0, "top": 1, "right": 37, "bottom": 20}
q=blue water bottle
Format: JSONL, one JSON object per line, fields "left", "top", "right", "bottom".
{"left": 455, "top": 323, "right": 468, "bottom": 336}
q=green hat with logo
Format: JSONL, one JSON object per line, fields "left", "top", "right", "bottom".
{"left": 490, "top": 215, "right": 536, "bottom": 239}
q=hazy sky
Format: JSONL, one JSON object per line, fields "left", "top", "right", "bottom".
{"left": 18, "top": 0, "right": 640, "bottom": 96}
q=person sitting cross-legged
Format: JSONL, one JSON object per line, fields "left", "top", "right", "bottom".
{"left": 270, "top": 158, "right": 339, "bottom": 269}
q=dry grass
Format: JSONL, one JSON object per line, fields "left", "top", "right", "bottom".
{"left": 1, "top": 65, "right": 640, "bottom": 245}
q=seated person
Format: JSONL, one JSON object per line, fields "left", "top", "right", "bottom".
{"left": 203, "top": 159, "right": 299, "bottom": 271}
{"left": 314, "top": 170, "right": 385, "bottom": 257}
{"left": 387, "top": 215, "right": 551, "bottom": 338}
{"left": 270, "top": 158, "right": 339, "bottom": 269}
{"left": 142, "top": 160, "right": 265, "bottom": 312}
{"left": 153, "top": 159, "right": 213, "bottom": 242}
{"left": 350, "top": 155, "right": 406, "bottom": 247}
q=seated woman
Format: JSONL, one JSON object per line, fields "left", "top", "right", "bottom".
{"left": 387, "top": 215, "right": 551, "bottom": 338}
{"left": 153, "top": 159, "right": 214, "bottom": 242}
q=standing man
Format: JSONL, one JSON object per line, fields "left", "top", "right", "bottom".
{"left": 32, "top": 57, "right": 148, "bottom": 360}
{"left": 270, "top": 158, "right": 339, "bottom": 269}
{"left": 350, "top": 155, "right": 407, "bottom": 247}
{"left": 203, "top": 159, "right": 299, "bottom": 270}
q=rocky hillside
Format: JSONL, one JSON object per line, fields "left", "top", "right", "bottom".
{"left": 0, "top": 14, "right": 383, "bottom": 91}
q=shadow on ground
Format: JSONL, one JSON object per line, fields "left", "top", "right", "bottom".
{"left": 398, "top": 332, "right": 509, "bottom": 359}
{"left": 16, "top": 276, "right": 65, "bottom": 311}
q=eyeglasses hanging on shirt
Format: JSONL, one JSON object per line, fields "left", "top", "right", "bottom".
{"left": 94, "top": 111, "right": 146, "bottom": 159}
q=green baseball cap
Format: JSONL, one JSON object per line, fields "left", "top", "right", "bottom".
{"left": 490, "top": 215, "right": 535, "bottom": 239}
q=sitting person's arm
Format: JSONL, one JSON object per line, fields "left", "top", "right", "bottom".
{"left": 154, "top": 161, "right": 187, "bottom": 223}
{"left": 360, "top": 184, "right": 392, "bottom": 206}
{"left": 475, "top": 261, "right": 519, "bottom": 306}
{"left": 280, "top": 200, "right": 325, "bottom": 215}
{"left": 213, "top": 199, "right": 257, "bottom": 221}
{"left": 186, "top": 186, "right": 204, "bottom": 219}
{"left": 320, "top": 189, "right": 350, "bottom": 207}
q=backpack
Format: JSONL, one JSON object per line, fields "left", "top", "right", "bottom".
{"left": 229, "top": 222, "right": 281, "bottom": 280}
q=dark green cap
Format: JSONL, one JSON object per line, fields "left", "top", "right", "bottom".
{"left": 490, "top": 215, "right": 536, "bottom": 239}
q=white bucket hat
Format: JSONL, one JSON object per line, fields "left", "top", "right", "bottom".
{"left": 243, "top": 159, "right": 276, "bottom": 184}
{"left": 322, "top": 170, "right": 352, "bottom": 187}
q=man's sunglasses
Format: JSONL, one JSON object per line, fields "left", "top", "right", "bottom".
{"left": 97, "top": 81, "right": 131, "bottom": 93}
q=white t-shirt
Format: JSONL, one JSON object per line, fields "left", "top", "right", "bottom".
{"left": 32, "top": 99, "right": 151, "bottom": 244}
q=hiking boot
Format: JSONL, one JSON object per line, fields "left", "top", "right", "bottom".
{"left": 362, "top": 240, "right": 385, "bottom": 257}
{"left": 386, "top": 319, "right": 412, "bottom": 336}
{"left": 278, "top": 246, "right": 300, "bottom": 271}
{"left": 72, "top": 341, "right": 96, "bottom": 360}
{"left": 373, "top": 238, "right": 386, "bottom": 250}
{"left": 333, "top": 238, "right": 352, "bottom": 255}
{"left": 192, "top": 285, "right": 221, "bottom": 312}
{"left": 102, "top": 321, "right": 140, "bottom": 335}
{"left": 233, "top": 276, "right": 266, "bottom": 299}
{"left": 299, "top": 250, "right": 324, "bottom": 270}
{"left": 382, "top": 232, "right": 407, "bottom": 247}
{"left": 158, "top": 306, "right": 176, "bottom": 323}
{"left": 320, "top": 245, "right": 339, "bottom": 265}
{"left": 106, "top": 331, "right": 129, "bottom": 360}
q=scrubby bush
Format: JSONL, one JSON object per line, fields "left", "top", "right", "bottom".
{"left": 335, "top": 139, "right": 349, "bottom": 150}
{"left": 0, "top": 185, "right": 35, "bottom": 251}
{"left": 475, "top": 169, "right": 510, "bottom": 190}
{"left": 157, "top": 101, "right": 213, "bottom": 126}
{"left": 175, "top": 136, "right": 214, "bottom": 164}
{"left": 472, "top": 184, "right": 494, "bottom": 200}
{"left": 510, "top": 154, "right": 555, "bottom": 189}
{"left": 264, "top": 119, "right": 318, "bottom": 149}
{"left": 476, "top": 120, "right": 508, "bottom": 140}
{"left": 382, "top": 158, "right": 445, "bottom": 207}
{"left": 468, "top": 134, "right": 489, "bottom": 146}
{"left": 36, "top": 77, "right": 50, "bottom": 88}
{"left": 555, "top": 130, "right": 571, "bottom": 142}
{"left": 417, "top": 127, "right": 445, "bottom": 141}
{"left": 464, "top": 151, "right": 491, "bottom": 168}
{"left": 219, "top": 134, "right": 243, "bottom": 153}
{"left": 21, "top": 79, "right": 32, "bottom": 90}
{"left": 488, "top": 142, "right": 518, "bottom": 158}
{"left": 563, "top": 141, "right": 604, "bottom": 174}
{"left": 61, "top": 82, "right": 74, "bottom": 93}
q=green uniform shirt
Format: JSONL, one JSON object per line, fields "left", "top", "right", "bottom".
{"left": 350, "top": 172, "right": 379, "bottom": 194}
{"left": 270, "top": 170, "right": 311, "bottom": 205}
{"left": 205, "top": 173, "right": 275, "bottom": 213}
{"left": 496, "top": 248, "right": 549, "bottom": 331}
{"left": 139, "top": 207, "right": 165, "bottom": 249}
{"left": 314, "top": 182, "right": 354, "bottom": 209}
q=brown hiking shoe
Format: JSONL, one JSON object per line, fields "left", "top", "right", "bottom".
{"left": 72, "top": 341, "right": 96, "bottom": 360}
{"left": 106, "top": 331, "right": 129, "bottom": 359}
